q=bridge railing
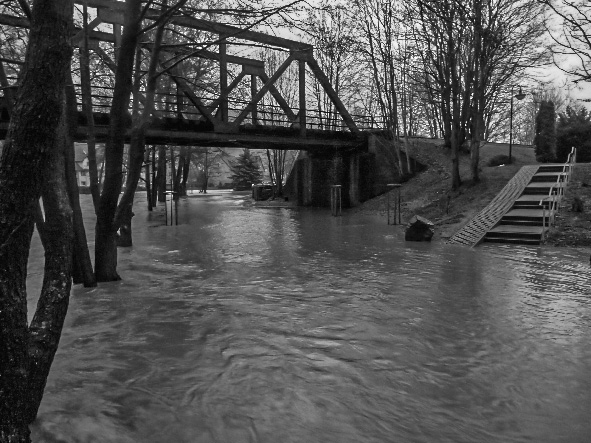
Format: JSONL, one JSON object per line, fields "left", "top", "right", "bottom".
{"left": 1, "top": 77, "right": 385, "bottom": 132}
{"left": 67, "top": 83, "right": 384, "bottom": 132}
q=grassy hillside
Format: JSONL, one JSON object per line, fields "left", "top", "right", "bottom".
{"left": 544, "top": 163, "right": 591, "bottom": 247}
{"left": 356, "top": 138, "right": 538, "bottom": 240}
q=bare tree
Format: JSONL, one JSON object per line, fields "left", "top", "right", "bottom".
{"left": 540, "top": 0, "right": 591, "bottom": 83}
{"left": 0, "top": 0, "right": 74, "bottom": 439}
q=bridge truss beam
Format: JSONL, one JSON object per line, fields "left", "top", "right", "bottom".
{"left": 0, "top": 1, "right": 372, "bottom": 150}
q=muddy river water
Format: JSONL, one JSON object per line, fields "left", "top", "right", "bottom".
{"left": 26, "top": 192, "right": 591, "bottom": 442}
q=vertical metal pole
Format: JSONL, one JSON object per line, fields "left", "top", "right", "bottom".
{"left": 170, "top": 146, "right": 174, "bottom": 226}
{"left": 151, "top": 146, "right": 156, "bottom": 205}
{"left": 251, "top": 74, "right": 257, "bottom": 125}
{"left": 299, "top": 58, "right": 307, "bottom": 137}
{"left": 398, "top": 187, "right": 402, "bottom": 225}
{"left": 387, "top": 184, "right": 401, "bottom": 224}
{"left": 509, "top": 87, "right": 514, "bottom": 163}
{"left": 219, "top": 34, "right": 228, "bottom": 122}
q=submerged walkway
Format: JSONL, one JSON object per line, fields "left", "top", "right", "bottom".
{"left": 448, "top": 165, "right": 539, "bottom": 246}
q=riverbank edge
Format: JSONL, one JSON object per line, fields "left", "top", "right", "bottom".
{"left": 355, "top": 140, "right": 590, "bottom": 248}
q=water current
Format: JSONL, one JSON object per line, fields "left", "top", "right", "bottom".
{"left": 26, "top": 192, "right": 591, "bottom": 443}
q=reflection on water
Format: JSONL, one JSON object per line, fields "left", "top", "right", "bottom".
{"left": 27, "top": 192, "right": 591, "bottom": 443}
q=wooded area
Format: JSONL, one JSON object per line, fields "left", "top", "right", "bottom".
{"left": 1, "top": 0, "right": 590, "bottom": 440}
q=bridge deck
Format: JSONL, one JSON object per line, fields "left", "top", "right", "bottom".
{"left": 447, "top": 165, "right": 540, "bottom": 246}
{"left": 0, "top": 113, "right": 365, "bottom": 152}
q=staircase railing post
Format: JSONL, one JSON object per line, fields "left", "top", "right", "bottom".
{"left": 542, "top": 203, "right": 546, "bottom": 242}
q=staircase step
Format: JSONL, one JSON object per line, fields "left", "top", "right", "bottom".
{"left": 512, "top": 203, "right": 547, "bottom": 210}
{"left": 487, "top": 224, "right": 544, "bottom": 238}
{"left": 522, "top": 182, "right": 565, "bottom": 195}
{"left": 503, "top": 208, "right": 545, "bottom": 219}
{"left": 530, "top": 172, "right": 568, "bottom": 182}
{"left": 514, "top": 195, "right": 552, "bottom": 207}
{"left": 483, "top": 236, "right": 541, "bottom": 245}
{"left": 500, "top": 219, "right": 544, "bottom": 226}
{"left": 537, "top": 164, "right": 572, "bottom": 173}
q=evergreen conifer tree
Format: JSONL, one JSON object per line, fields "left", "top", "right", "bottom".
{"left": 556, "top": 106, "right": 591, "bottom": 162}
{"left": 534, "top": 100, "right": 557, "bottom": 163}
{"left": 229, "top": 148, "right": 263, "bottom": 190}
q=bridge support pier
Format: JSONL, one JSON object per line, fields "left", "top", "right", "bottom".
{"left": 288, "top": 150, "right": 375, "bottom": 208}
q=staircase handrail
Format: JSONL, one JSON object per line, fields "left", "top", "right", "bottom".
{"left": 540, "top": 147, "right": 577, "bottom": 242}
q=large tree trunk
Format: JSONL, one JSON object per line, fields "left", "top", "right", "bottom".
{"left": 0, "top": 0, "right": 73, "bottom": 439}
{"left": 65, "top": 75, "right": 96, "bottom": 287}
{"left": 157, "top": 146, "right": 167, "bottom": 202}
{"left": 151, "top": 147, "right": 158, "bottom": 206}
{"left": 94, "top": 0, "right": 142, "bottom": 282}
{"left": 114, "top": 9, "right": 166, "bottom": 247}
{"left": 26, "top": 117, "right": 74, "bottom": 424}
{"left": 180, "top": 147, "right": 192, "bottom": 196}
{"left": 145, "top": 147, "right": 153, "bottom": 211}
{"left": 173, "top": 147, "right": 185, "bottom": 199}
{"left": 114, "top": 127, "right": 143, "bottom": 247}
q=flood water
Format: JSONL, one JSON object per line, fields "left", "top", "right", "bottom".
{"left": 26, "top": 192, "right": 591, "bottom": 443}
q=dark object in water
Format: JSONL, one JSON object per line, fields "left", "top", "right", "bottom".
{"left": 405, "top": 215, "right": 435, "bottom": 242}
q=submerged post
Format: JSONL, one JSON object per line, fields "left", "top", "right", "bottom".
{"left": 164, "top": 191, "right": 177, "bottom": 225}
{"left": 387, "top": 184, "right": 402, "bottom": 225}
{"left": 331, "top": 185, "right": 342, "bottom": 216}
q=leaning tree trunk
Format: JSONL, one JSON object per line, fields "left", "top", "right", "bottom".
{"left": 114, "top": 126, "right": 144, "bottom": 247}
{"left": 114, "top": 11, "right": 165, "bottom": 248}
{"left": 94, "top": 0, "right": 142, "bottom": 281}
{"left": 65, "top": 74, "right": 96, "bottom": 287}
{"left": 0, "top": 0, "right": 73, "bottom": 440}
{"left": 25, "top": 117, "right": 74, "bottom": 424}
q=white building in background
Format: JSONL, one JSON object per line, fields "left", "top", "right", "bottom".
{"left": 74, "top": 143, "right": 90, "bottom": 187}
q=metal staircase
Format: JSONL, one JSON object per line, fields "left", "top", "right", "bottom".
{"left": 483, "top": 149, "right": 577, "bottom": 245}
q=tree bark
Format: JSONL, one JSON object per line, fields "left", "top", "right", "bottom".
{"left": 157, "top": 146, "right": 167, "bottom": 202}
{"left": 151, "top": 147, "right": 158, "bottom": 206}
{"left": 65, "top": 75, "right": 96, "bottom": 287}
{"left": 114, "top": 6, "right": 166, "bottom": 247}
{"left": 94, "top": 0, "right": 142, "bottom": 281}
{"left": 79, "top": 1, "right": 100, "bottom": 211}
{"left": 26, "top": 115, "right": 74, "bottom": 423}
{"left": 145, "top": 147, "right": 152, "bottom": 211}
{"left": 173, "top": 147, "right": 185, "bottom": 198}
{"left": 0, "top": 0, "right": 73, "bottom": 439}
{"left": 180, "top": 147, "right": 192, "bottom": 196}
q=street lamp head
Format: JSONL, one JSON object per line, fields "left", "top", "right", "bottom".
{"left": 515, "top": 88, "right": 526, "bottom": 101}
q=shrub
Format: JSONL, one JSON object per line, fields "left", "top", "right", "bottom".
{"left": 487, "top": 154, "right": 512, "bottom": 167}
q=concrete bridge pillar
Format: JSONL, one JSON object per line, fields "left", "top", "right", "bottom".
{"left": 287, "top": 150, "right": 372, "bottom": 208}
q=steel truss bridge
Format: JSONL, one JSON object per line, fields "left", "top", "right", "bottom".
{"left": 0, "top": 0, "right": 384, "bottom": 153}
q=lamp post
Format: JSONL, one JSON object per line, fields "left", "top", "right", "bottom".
{"left": 509, "top": 87, "right": 527, "bottom": 163}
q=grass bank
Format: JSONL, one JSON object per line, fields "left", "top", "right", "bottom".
{"left": 356, "top": 139, "right": 538, "bottom": 241}
{"left": 544, "top": 163, "right": 591, "bottom": 247}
